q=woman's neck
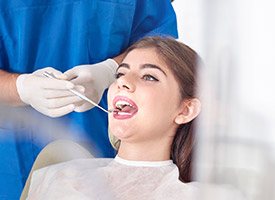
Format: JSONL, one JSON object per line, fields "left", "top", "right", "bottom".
{"left": 117, "top": 139, "right": 172, "bottom": 161}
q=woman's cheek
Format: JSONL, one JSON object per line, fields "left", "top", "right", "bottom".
{"left": 107, "top": 84, "right": 115, "bottom": 106}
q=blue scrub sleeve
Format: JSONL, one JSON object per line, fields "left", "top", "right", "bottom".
{"left": 129, "top": 0, "right": 178, "bottom": 44}
{"left": 0, "top": 37, "right": 8, "bottom": 70}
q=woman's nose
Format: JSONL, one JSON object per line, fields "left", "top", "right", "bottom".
{"left": 116, "top": 74, "right": 136, "bottom": 92}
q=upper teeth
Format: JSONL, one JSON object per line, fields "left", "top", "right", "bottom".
{"left": 115, "top": 100, "right": 132, "bottom": 109}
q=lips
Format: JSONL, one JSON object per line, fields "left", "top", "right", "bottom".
{"left": 112, "top": 96, "right": 138, "bottom": 119}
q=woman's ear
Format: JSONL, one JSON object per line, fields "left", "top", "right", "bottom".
{"left": 174, "top": 98, "right": 201, "bottom": 125}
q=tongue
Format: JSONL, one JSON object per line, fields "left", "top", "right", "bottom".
{"left": 120, "top": 105, "right": 135, "bottom": 113}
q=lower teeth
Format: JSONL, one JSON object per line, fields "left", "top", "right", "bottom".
{"left": 118, "top": 112, "right": 131, "bottom": 116}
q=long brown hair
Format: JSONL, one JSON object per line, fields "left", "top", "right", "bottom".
{"left": 125, "top": 36, "right": 200, "bottom": 182}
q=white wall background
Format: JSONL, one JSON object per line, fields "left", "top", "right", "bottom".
{"left": 172, "top": 0, "right": 203, "bottom": 56}
{"left": 173, "top": 1, "right": 275, "bottom": 199}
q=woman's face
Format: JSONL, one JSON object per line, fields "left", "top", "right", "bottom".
{"left": 108, "top": 48, "right": 183, "bottom": 143}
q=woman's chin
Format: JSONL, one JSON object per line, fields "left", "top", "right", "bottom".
{"left": 110, "top": 126, "right": 134, "bottom": 141}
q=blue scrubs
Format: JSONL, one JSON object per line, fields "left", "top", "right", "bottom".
{"left": 0, "top": 0, "right": 177, "bottom": 199}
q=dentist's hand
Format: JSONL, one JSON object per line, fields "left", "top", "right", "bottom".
{"left": 64, "top": 59, "right": 118, "bottom": 112}
{"left": 16, "top": 67, "right": 84, "bottom": 117}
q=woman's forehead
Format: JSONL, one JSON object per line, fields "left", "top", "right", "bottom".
{"left": 123, "top": 48, "right": 169, "bottom": 70}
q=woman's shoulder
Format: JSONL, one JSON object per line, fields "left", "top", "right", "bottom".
{"left": 152, "top": 180, "right": 199, "bottom": 200}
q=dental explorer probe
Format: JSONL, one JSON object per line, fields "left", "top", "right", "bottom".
{"left": 43, "top": 71, "right": 113, "bottom": 114}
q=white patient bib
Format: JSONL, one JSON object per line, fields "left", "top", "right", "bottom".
{"left": 28, "top": 157, "right": 199, "bottom": 200}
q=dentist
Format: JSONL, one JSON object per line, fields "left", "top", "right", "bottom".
{"left": 0, "top": 0, "right": 177, "bottom": 199}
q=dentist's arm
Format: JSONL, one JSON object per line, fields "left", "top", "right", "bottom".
{"left": 0, "top": 69, "right": 21, "bottom": 106}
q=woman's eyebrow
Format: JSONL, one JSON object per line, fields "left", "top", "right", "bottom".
{"left": 116, "top": 63, "right": 129, "bottom": 72}
{"left": 116, "top": 63, "right": 167, "bottom": 77}
{"left": 141, "top": 64, "right": 167, "bottom": 76}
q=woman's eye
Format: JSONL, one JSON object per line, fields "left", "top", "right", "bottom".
{"left": 142, "top": 74, "right": 159, "bottom": 81}
{"left": 115, "top": 72, "right": 124, "bottom": 79}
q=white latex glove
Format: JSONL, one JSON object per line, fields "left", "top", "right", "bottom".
{"left": 64, "top": 59, "right": 118, "bottom": 112}
{"left": 16, "top": 67, "right": 84, "bottom": 118}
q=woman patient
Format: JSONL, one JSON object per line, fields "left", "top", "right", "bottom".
{"left": 27, "top": 36, "right": 202, "bottom": 200}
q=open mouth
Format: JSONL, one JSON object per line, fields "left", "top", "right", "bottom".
{"left": 112, "top": 96, "right": 138, "bottom": 118}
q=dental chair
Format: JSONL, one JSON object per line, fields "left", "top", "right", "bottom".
{"left": 20, "top": 140, "right": 93, "bottom": 200}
